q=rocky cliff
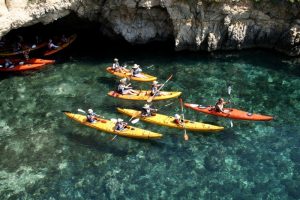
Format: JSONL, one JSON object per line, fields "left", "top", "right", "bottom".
{"left": 0, "top": 0, "right": 300, "bottom": 56}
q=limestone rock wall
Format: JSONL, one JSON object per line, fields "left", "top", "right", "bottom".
{"left": 0, "top": 0, "right": 299, "bottom": 56}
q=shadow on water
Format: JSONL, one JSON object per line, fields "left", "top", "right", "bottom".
{"left": 97, "top": 76, "right": 116, "bottom": 85}
{"left": 65, "top": 132, "right": 130, "bottom": 157}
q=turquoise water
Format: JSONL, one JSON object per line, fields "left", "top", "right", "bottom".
{"left": 0, "top": 47, "right": 300, "bottom": 199}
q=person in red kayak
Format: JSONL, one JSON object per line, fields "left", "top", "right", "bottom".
{"left": 48, "top": 39, "right": 59, "bottom": 49}
{"left": 215, "top": 98, "right": 230, "bottom": 113}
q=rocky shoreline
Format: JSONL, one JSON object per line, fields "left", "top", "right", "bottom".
{"left": 0, "top": 0, "right": 299, "bottom": 56}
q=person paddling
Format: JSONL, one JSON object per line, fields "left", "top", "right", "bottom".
{"left": 86, "top": 109, "right": 98, "bottom": 123}
{"left": 48, "top": 39, "right": 59, "bottom": 49}
{"left": 215, "top": 98, "right": 230, "bottom": 113}
{"left": 114, "top": 118, "right": 128, "bottom": 131}
{"left": 174, "top": 114, "right": 183, "bottom": 125}
{"left": 131, "top": 64, "right": 145, "bottom": 78}
{"left": 151, "top": 80, "right": 163, "bottom": 96}
{"left": 112, "top": 58, "right": 127, "bottom": 73}
{"left": 117, "top": 78, "right": 139, "bottom": 95}
{"left": 141, "top": 104, "right": 157, "bottom": 117}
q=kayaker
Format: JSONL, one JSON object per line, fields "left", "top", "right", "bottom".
{"left": 86, "top": 109, "right": 98, "bottom": 123}
{"left": 215, "top": 98, "right": 230, "bottom": 113}
{"left": 151, "top": 81, "right": 163, "bottom": 96}
{"left": 174, "top": 114, "right": 183, "bottom": 125}
{"left": 131, "top": 64, "right": 145, "bottom": 78}
{"left": 23, "top": 49, "right": 30, "bottom": 60}
{"left": 114, "top": 118, "right": 128, "bottom": 131}
{"left": 4, "top": 59, "right": 14, "bottom": 68}
{"left": 112, "top": 58, "right": 127, "bottom": 73}
{"left": 48, "top": 39, "right": 59, "bottom": 49}
{"left": 141, "top": 104, "right": 157, "bottom": 117}
{"left": 61, "top": 34, "right": 68, "bottom": 43}
{"left": 117, "top": 78, "right": 139, "bottom": 95}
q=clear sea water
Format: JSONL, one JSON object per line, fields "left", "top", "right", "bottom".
{"left": 0, "top": 42, "right": 300, "bottom": 199}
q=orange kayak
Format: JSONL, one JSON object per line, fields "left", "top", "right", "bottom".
{"left": 184, "top": 103, "right": 273, "bottom": 121}
{"left": 0, "top": 58, "right": 55, "bottom": 65}
{"left": 0, "top": 63, "right": 45, "bottom": 72}
{"left": 44, "top": 34, "right": 77, "bottom": 56}
{"left": 0, "top": 42, "right": 47, "bottom": 57}
{"left": 106, "top": 67, "right": 157, "bottom": 82}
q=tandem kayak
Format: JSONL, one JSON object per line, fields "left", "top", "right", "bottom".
{"left": 184, "top": 103, "right": 273, "bottom": 121}
{"left": 0, "top": 63, "right": 45, "bottom": 72}
{"left": 0, "top": 42, "right": 48, "bottom": 57}
{"left": 117, "top": 108, "right": 224, "bottom": 132}
{"left": 0, "top": 58, "right": 55, "bottom": 65}
{"left": 63, "top": 111, "right": 162, "bottom": 139}
{"left": 108, "top": 90, "right": 182, "bottom": 101}
{"left": 44, "top": 34, "right": 77, "bottom": 56}
{"left": 106, "top": 67, "right": 157, "bottom": 82}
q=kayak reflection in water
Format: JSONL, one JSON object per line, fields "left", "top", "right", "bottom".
{"left": 86, "top": 109, "right": 98, "bottom": 123}
{"left": 114, "top": 118, "right": 128, "bottom": 131}
{"left": 214, "top": 98, "right": 230, "bottom": 113}
{"left": 141, "top": 104, "right": 157, "bottom": 117}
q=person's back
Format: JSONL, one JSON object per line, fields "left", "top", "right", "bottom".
{"left": 115, "top": 119, "right": 127, "bottom": 131}
{"left": 215, "top": 98, "right": 229, "bottom": 113}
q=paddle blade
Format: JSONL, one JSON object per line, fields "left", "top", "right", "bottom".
{"left": 230, "top": 120, "right": 233, "bottom": 127}
{"left": 77, "top": 108, "right": 86, "bottom": 114}
{"left": 110, "top": 118, "right": 117, "bottom": 123}
{"left": 131, "top": 118, "right": 140, "bottom": 124}
{"left": 184, "top": 132, "right": 189, "bottom": 141}
{"left": 228, "top": 86, "right": 232, "bottom": 95}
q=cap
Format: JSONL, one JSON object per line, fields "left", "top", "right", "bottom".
{"left": 133, "top": 64, "right": 139, "bottom": 69}
{"left": 175, "top": 114, "right": 181, "bottom": 119}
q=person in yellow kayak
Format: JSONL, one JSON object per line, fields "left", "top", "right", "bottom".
{"left": 141, "top": 104, "right": 157, "bottom": 117}
{"left": 215, "top": 98, "right": 230, "bottom": 113}
{"left": 174, "top": 114, "right": 183, "bottom": 125}
{"left": 48, "top": 39, "right": 59, "bottom": 49}
{"left": 117, "top": 78, "right": 139, "bottom": 95}
{"left": 151, "top": 80, "right": 163, "bottom": 96}
{"left": 86, "top": 109, "right": 98, "bottom": 123}
{"left": 112, "top": 58, "right": 127, "bottom": 73}
{"left": 114, "top": 118, "right": 128, "bottom": 131}
{"left": 131, "top": 64, "right": 145, "bottom": 78}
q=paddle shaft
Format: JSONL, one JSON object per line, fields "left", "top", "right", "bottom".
{"left": 179, "top": 98, "right": 188, "bottom": 140}
{"left": 147, "top": 74, "right": 173, "bottom": 103}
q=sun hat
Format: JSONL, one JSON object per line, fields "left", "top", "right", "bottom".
{"left": 88, "top": 109, "right": 93, "bottom": 114}
{"left": 143, "top": 104, "right": 150, "bottom": 109}
{"left": 133, "top": 64, "right": 139, "bottom": 69}
{"left": 114, "top": 58, "right": 118, "bottom": 62}
{"left": 117, "top": 118, "right": 123, "bottom": 122}
{"left": 175, "top": 114, "right": 181, "bottom": 119}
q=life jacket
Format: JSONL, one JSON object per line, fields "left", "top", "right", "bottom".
{"left": 112, "top": 62, "right": 120, "bottom": 70}
{"left": 115, "top": 122, "right": 125, "bottom": 131}
{"left": 87, "top": 114, "right": 96, "bottom": 123}
{"left": 132, "top": 68, "right": 142, "bottom": 76}
{"left": 117, "top": 84, "right": 126, "bottom": 93}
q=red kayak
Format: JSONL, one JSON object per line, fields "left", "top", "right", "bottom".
{"left": 43, "top": 34, "right": 77, "bottom": 56}
{"left": 184, "top": 103, "right": 273, "bottom": 121}
{"left": 0, "top": 58, "right": 55, "bottom": 65}
{"left": 0, "top": 63, "right": 45, "bottom": 72}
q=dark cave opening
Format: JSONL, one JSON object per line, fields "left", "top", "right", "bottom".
{"left": 2, "top": 13, "right": 176, "bottom": 59}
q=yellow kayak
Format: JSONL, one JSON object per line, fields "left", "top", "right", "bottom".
{"left": 63, "top": 111, "right": 162, "bottom": 139}
{"left": 108, "top": 90, "right": 182, "bottom": 101}
{"left": 106, "top": 67, "right": 157, "bottom": 82}
{"left": 117, "top": 108, "right": 224, "bottom": 132}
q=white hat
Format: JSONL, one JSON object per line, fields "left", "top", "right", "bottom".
{"left": 153, "top": 81, "right": 158, "bottom": 84}
{"left": 120, "top": 78, "right": 127, "bottom": 83}
{"left": 117, "top": 118, "right": 123, "bottom": 122}
{"left": 114, "top": 58, "right": 118, "bottom": 62}
{"left": 88, "top": 109, "right": 93, "bottom": 114}
{"left": 133, "top": 64, "right": 139, "bottom": 69}
{"left": 175, "top": 114, "right": 181, "bottom": 119}
{"left": 143, "top": 104, "right": 150, "bottom": 109}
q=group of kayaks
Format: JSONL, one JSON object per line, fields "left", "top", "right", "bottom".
{"left": 0, "top": 34, "right": 77, "bottom": 72}
{"left": 64, "top": 62, "right": 273, "bottom": 140}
